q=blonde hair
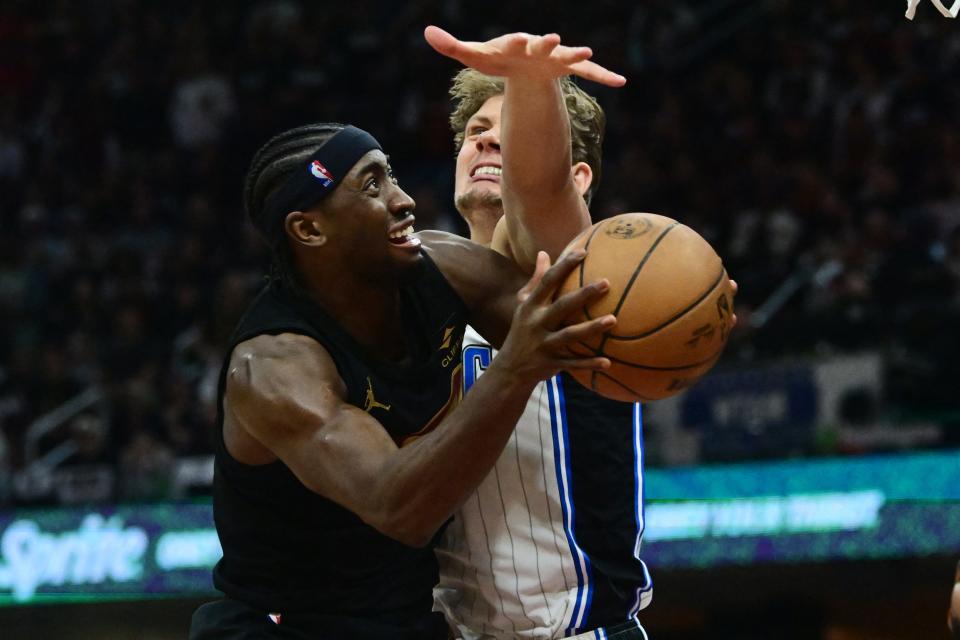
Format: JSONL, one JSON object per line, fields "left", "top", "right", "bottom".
{"left": 449, "top": 68, "right": 606, "bottom": 205}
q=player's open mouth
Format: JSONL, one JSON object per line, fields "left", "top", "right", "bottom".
{"left": 470, "top": 164, "right": 502, "bottom": 182}
{"left": 388, "top": 216, "right": 421, "bottom": 250}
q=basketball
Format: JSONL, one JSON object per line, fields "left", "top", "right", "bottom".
{"left": 558, "top": 212, "right": 735, "bottom": 402}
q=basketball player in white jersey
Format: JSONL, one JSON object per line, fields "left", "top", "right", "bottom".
{"left": 425, "top": 28, "right": 652, "bottom": 639}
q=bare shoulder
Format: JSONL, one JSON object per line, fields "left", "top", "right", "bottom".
{"left": 418, "top": 229, "right": 525, "bottom": 304}
{"left": 417, "top": 229, "right": 481, "bottom": 262}
{"left": 227, "top": 332, "right": 347, "bottom": 415}
{"left": 231, "top": 332, "right": 329, "bottom": 367}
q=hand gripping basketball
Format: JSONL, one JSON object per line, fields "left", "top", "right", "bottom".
{"left": 495, "top": 251, "right": 616, "bottom": 387}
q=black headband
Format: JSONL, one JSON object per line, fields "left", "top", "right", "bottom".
{"left": 257, "top": 125, "right": 383, "bottom": 245}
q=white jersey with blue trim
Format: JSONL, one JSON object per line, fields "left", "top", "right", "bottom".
{"left": 433, "top": 325, "right": 652, "bottom": 639}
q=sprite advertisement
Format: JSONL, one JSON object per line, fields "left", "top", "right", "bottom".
{"left": 2, "top": 449, "right": 959, "bottom": 606}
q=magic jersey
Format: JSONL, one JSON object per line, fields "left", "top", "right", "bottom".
{"left": 434, "top": 326, "right": 653, "bottom": 639}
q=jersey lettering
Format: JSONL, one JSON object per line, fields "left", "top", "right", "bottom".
{"left": 462, "top": 344, "right": 492, "bottom": 394}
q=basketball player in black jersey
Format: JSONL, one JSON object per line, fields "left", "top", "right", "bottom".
{"left": 188, "top": 42, "right": 627, "bottom": 640}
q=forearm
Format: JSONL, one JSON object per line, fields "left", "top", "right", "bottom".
{"left": 502, "top": 76, "right": 572, "bottom": 198}
{"left": 372, "top": 359, "right": 535, "bottom": 546}
{"left": 499, "top": 76, "right": 590, "bottom": 270}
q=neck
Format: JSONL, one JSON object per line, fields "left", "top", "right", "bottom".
{"left": 466, "top": 217, "right": 495, "bottom": 247}
{"left": 457, "top": 198, "right": 503, "bottom": 247}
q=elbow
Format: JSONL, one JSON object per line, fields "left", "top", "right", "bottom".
{"left": 362, "top": 472, "right": 448, "bottom": 548}
{"left": 377, "top": 513, "right": 438, "bottom": 549}
{"left": 384, "top": 524, "right": 434, "bottom": 549}
{"left": 368, "top": 503, "right": 440, "bottom": 548}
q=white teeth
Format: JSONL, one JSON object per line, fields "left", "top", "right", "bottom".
{"left": 473, "top": 166, "right": 502, "bottom": 177}
{"left": 389, "top": 226, "right": 415, "bottom": 239}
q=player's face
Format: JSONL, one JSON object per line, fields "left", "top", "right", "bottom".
{"left": 321, "top": 149, "right": 420, "bottom": 275}
{"left": 454, "top": 94, "right": 504, "bottom": 213}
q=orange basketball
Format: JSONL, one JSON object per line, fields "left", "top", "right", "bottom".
{"left": 558, "top": 212, "right": 735, "bottom": 402}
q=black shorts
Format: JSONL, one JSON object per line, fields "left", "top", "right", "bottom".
{"left": 189, "top": 597, "right": 449, "bottom": 640}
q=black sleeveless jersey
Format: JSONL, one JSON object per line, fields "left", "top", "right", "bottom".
{"left": 210, "top": 251, "right": 467, "bottom": 634}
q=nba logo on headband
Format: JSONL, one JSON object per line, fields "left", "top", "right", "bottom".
{"left": 256, "top": 126, "right": 382, "bottom": 245}
{"left": 310, "top": 160, "right": 334, "bottom": 187}
{"left": 906, "top": 0, "right": 960, "bottom": 19}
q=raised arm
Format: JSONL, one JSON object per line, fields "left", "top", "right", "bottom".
{"left": 226, "top": 246, "right": 614, "bottom": 548}
{"left": 425, "top": 26, "right": 625, "bottom": 272}
{"left": 497, "top": 59, "right": 588, "bottom": 270}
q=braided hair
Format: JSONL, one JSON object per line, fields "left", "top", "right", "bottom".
{"left": 243, "top": 122, "right": 345, "bottom": 292}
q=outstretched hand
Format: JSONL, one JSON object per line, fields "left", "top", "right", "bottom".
{"left": 424, "top": 25, "right": 626, "bottom": 87}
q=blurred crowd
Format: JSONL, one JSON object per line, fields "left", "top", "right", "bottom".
{"left": 2, "top": 0, "right": 960, "bottom": 504}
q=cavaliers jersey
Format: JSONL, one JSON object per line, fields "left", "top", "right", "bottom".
{"left": 210, "top": 252, "right": 466, "bottom": 637}
{"left": 434, "top": 325, "right": 652, "bottom": 639}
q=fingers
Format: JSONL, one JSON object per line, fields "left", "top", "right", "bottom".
{"left": 567, "top": 59, "right": 627, "bottom": 87}
{"left": 517, "top": 251, "right": 551, "bottom": 303}
{"left": 424, "top": 25, "right": 493, "bottom": 68}
{"left": 542, "top": 278, "right": 609, "bottom": 327}
{"left": 520, "top": 34, "right": 589, "bottom": 67}
{"left": 530, "top": 33, "right": 561, "bottom": 57}
{"left": 425, "top": 26, "right": 626, "bottom": 85}
{"left": 423, "top": 25, "right": 463, "bottom": 58}
{"left": 553, "top": 45, "right": 592, "bottom": 65}
{"left": 556, "top": 356, "right": 611, "bottom": 371}
{"left": 728, "top": 279, "right": 739, "bottom": 330}
{"left": 545, "top": 315, "right": 616, "bottom": 351}
{"left": 504, "top": 32, "right": 531, "bottom": 54}
{"left": 523, "top": 250, "right": 586, "bottom": 305}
